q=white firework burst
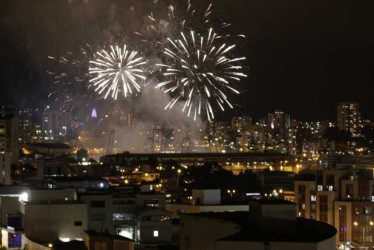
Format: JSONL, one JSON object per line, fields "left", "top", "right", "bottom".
{"left": 156, "top": 28, "right": 247, "bottom": 121}
{"left": 89, "top": 45, "right": 147, "bottom": 100}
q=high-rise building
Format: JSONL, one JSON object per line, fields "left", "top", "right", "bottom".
{"left": 337, "top": 102, "right": 361, "bottom": 137}
{"left": 268, "top": 110, "right": 291, "bottom": 137}
{"left": 231, "top": 116, "right": 252, "bottom": 133}
{"left": 42, "top": 109, "right": 72, "bottom": 139}
{"left": 19, "top": 108, "right": 34, "bottom": 143}
{"left": 0, "top": 108, "right": 19, "bottom": 165}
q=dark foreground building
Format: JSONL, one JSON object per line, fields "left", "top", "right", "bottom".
{"left": 179, "top": 200, "right": 337, "bottom": 250}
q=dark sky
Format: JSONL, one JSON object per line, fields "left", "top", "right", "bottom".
{"left": 1, "top": 0, "right": 374, "bottom": 121}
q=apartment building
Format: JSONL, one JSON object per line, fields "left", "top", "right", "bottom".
{"left": 295, "top": 168, "right": 374, "bottom": 248}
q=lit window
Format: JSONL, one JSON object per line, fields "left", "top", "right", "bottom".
{"left": 153, "top": 230, "right": 159, "bottom": 237}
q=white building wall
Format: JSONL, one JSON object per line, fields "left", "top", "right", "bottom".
{"left": 28, "top": 189, "right": 77, "bottom": 203}
{"left": 24, "top": 203, "right": 87, "bottom": 242}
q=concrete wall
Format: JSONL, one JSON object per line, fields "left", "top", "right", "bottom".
{"left": 28, "top": 189, "right": 77, "bottom": 203}
{"left": 80, "top": 192, "right": 171, "bottom": 244}
{"left": 0, "top": 196, "right": 22, "bottom": 226}
{"left": 138, "top": 209, "right": 172, "bottom": 244}
{"left": 24, "top": 203, "right": 87, "bottom": 242}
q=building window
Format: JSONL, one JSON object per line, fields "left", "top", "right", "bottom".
{"left": 317, "top": 185, "right": 323, "bottom": 191}
{"left": 144, "top": 199, "right": 160, "bottom": 208}
{"left": 91, "top": 200, "right": 105, "bottom": 208}
{"left": 311, "top": 195, "right": 316, "bottom": 202}
{"left": 364, "top": 207, "right": 372, "bottom": 214}
{"left": 345, "top": 184, "right": 354, "bottom": 199}
{"left": 74, "top": 221, "right": 82, "bottom": 226}
{"left": 153, "top": 230, "right": 159, "bottom": 237}
{"left": 161, "top": 216, "right": 171, "bottom": 221}
{"left": 113, "top": 213, "right": 134, "bottom": 221}
{"left": 326, "top": 174, "right": 334, "bottom": 185}
{"left": 298, "top": 185, "right": 306, "bottom": 192}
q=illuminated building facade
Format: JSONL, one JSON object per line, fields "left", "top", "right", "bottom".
{"left": 42, "top": 109, "right": 72, "bottom": 139}
{"left": 337, "top": 102, "right": 362, "bottom": 137}
{"left": 295, "top": 169, "right": 374, "bottom": 248}
{"left": 0, "top": 108, "right": 19, "bottom": 165}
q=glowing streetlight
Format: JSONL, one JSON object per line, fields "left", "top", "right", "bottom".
{"left": 227, "top": 189, "right": 236, "bottom": 197}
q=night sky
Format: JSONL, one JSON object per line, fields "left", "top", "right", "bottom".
{"left": 1, "top": 0, "right": 373, "bottom": 121}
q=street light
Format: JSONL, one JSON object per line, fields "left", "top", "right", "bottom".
{"left": 177, "top": 169, "right": 182, "bottom": 188}
{"left": 227, "top": 189, "right": 236, "bottom": 198}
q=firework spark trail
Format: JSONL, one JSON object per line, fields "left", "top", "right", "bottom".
{"left": 156, "top": 28, "right": 247, "bottom": 121}
{"left": 89, "top": 45, "right": 147, "bottom": 100}
{"left": 48, "top": 46, "right": 96, "bottom": 112}
{"left": 135, "top": 0, "right": 225, "bottom": 56}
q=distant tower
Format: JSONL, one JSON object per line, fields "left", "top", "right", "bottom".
{"left": 91, "top": 108, "right": 97, "bottom": 118}
{"left": 0, "top": 107, "right": 19, "bottom": 165}
{"left": 268, "top": 110, "right": 290, "bottom": 137}
{"left": 337, "top": 102, "right": 361, "bottom": 137}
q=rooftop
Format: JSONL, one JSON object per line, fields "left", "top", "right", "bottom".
{"left": 250, "top": 199, "right": 295, "bottom": 205}
{"left": 183, "top": 211, "right": 336, "bottom": 243}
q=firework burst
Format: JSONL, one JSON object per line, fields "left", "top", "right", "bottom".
{"left": 156, "top": 28, "right": 247, "bottom": 121}
{"left": 89, "top": 45, "right": 147, "bottom": 100}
